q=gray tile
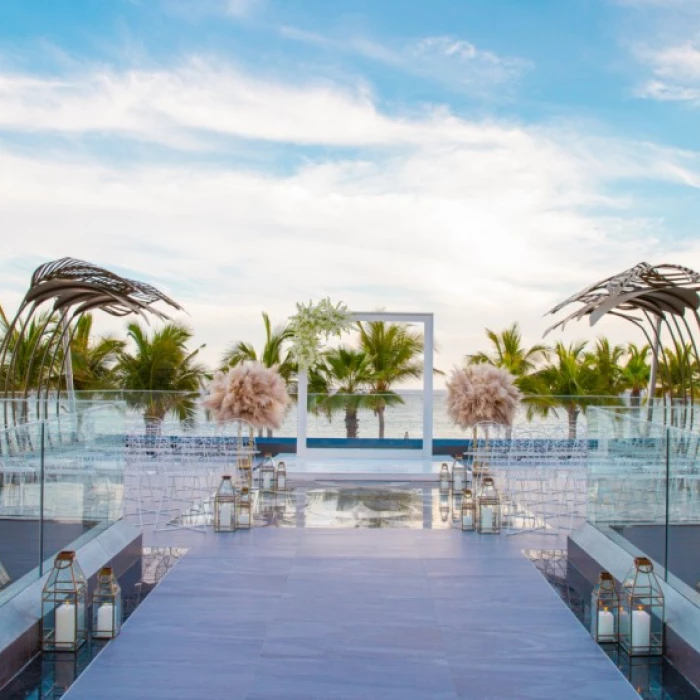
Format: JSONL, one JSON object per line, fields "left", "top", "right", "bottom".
{"left": 449, "top": 654, "right": 638, "bottom": 699}
{"left": 65, "top": 526, "right": 639, "bottom": 700}
{"left": 67, "top": 662, "right": 255, "bottom": 700}
{"left": 247, "top": 653, "right": 458, "bottom": 699}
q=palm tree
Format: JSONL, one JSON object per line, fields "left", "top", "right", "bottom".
{"left": 586, "top": 337, "right": 625, "bottom": 399}
{"left": 536, "top": 341, "right": 596, "bottom": 438}
{"left": 358, "top": 321, "right": 424, "bottom": 439}
{"left": 0, "top": 309, "right": 59, "bottom": 427}
{"left": 0, "top": 310, "right": 57, "bottom": 394}
{"left": 318, "top": 346, "right": 375, "bottom": 438}
{"left": 221, "top": 312, "right": 295, "bottom": 381}
{"left": 622, "top": 343, "right": 650, "bottom": 407}
{"left": 467, "top": 322, "right": 549, "bottom": 416}
{"left": 116, "top": 322, "right": 207, "bottom": 426}
{"left": 69, "top": 314, "right": 124, "bottom": 392}
{"left": 467, "top": 323, "right": 548, "bottom": 384}
{"left": 660, "top": 342, "right": 697, "bottom": 399}
{"left": 221, "top": 312, "right": 295, "bottom": 437}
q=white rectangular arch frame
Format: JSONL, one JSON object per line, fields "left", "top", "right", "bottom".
{"left": 296, "top": 311, "right": 434, "bottom": 459}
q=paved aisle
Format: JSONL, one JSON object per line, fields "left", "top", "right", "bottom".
{"left": 65, "top": 529, "right": 638, "bottom": 700}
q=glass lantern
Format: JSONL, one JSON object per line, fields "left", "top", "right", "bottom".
{"left": 452, "top": 456, "right": 466, "bottom": 492}
{"left": 92, "top": 566, "right": 122, "bottom": 640}
{"left": 439, "top": 491, "right": 450, "bottom": 522}
{"left": 214, "top": 476, "right": 237, "bottom": 532}
{"left": 620, "top": 557, "right": 664, "bottom": 656}
{"left": 439, "top": 463, "right": 450, "bottom": 491}
{"left": 276, "top": 461, "right": 287, "bottom": 490}
{"left": 477, "top": 477, "right": 501, "bottom": 534}
{"left": 236, "top": 426, "right": 255, "bottom": 479}
{"left": 591, "top": 571, "right": 618, "bottom": 644}
{"left": 237, "top": 486, "right": 252, "bottom": 529}
{"left": 461, "top": 488, "right": 476, "bottom": 531}
{"left": 260, "top": 455, "right": 276, "bottom": 492}
{"left": 41, "top": 551, "right": 88, "bottom": 652}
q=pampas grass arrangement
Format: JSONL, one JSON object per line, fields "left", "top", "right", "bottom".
{"left": 446, "top": 365, "right": 521, "bottom": 430}
{"left": 203, "top": 362, "right": 291, "bottom": 430}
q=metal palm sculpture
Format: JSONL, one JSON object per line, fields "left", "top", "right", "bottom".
{"left": 545, "top": 262, "right": 700, "bottom": 402}
{"left": 0, "top": 257, "right": 182, "bottom": 428}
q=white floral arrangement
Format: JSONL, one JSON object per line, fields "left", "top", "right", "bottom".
{"left": 289, "top": 298, "right": 353, "bottom": 369}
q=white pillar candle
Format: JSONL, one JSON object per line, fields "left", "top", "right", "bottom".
{"left": 263, "top": 473, "right": 273, "bottom": 490}
{"left": 96, "top": 603, "right": 114, "bottom": 638}
{"left": 219, "top": 503, "right": 232, "bottom": 529}
{"left": 481, "top": 506, "right": 494, "bottom": 531}
{"left": 619, "top": 608, "right": 630, "bottom": 638}
{"left": 597, "top": 609, "right": 614, "bottom": 638}
{"left": 632, "top": 608, "right": 651, "bottom": 650}
{"left": 462, "top": 513, "right": 473, "bottom": 530}
{"left": 453, "top": 474, "right": 464, "bottom": 491}
{"left": 55, "top": 603, "right": 76, "bottom": 645}
{"left": 277, "top": 474, "right": 286, "bottom": 490}
{"left": 440, "top": 477, "right": 450, "bottom": 490}
{"left": 238, "top": 508, "right": 250, "bottom": 526}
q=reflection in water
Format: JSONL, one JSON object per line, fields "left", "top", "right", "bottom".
{"left": 0, "top": 547, "right": 188, "bottom": 700}
{"left": 159, "top": 483, "right": 550, "bottom": 531}
{"left": 255, "top": 483, "right": 460, "bottom": 529}
{"left": 526, "top": 549, "right": 700, "bottom": 700}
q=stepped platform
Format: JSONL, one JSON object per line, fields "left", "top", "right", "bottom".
{"left": 283, "top": 455, "right": 444, "bottom": 481}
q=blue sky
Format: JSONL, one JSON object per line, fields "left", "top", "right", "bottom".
{"left": 2, "top": 0, "right": 700, "bottom": 376}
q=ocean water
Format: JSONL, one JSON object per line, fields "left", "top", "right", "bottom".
{"left": 276, "top": 392, "right": 585, "bottom": 439}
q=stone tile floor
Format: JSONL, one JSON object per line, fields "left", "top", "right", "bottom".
{"left": 64, "top": 526, "right": 639, "bottom": 699}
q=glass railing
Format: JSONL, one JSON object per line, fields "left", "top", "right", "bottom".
{"left": 586, "top": 399, "right": 700, "bottom": 432}
{"left": 0, "top": 403, "right": 125, "bottom": 608}
{"left": 587, "top": 407, "right": 700, "bottom": 611}
{"left": 14, "top": 390, "right": 626, "bottom": 440}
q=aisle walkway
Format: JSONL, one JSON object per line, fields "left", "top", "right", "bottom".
{"left": 65, "top": 527, "right": 637, "bottom": 699}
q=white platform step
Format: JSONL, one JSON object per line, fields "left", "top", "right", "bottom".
{"left": 283, "top": 456, "right": 449, "bottom": 482}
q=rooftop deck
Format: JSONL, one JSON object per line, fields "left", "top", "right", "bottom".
{"left": 64, "top": 524, "right": 638, "bottom": 700}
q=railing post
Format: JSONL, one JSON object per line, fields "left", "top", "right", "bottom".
{"left": 39, "top": 421, "right": 45, "bottom": 576}
{"left": 423, "top": 315, "right": 434, "bottom": 459}
{"left": 664, "top": 427, "right": 670, "bottom": 583}
{"left": 297, "top": 367, "right": 308, "bottom": 459}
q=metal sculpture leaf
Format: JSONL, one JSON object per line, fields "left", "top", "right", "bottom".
{"left": 0, "top": 258, "right": 184, "bottom": 436}
{"left": 545, "top": 261, "right": 700, "bottom": 407}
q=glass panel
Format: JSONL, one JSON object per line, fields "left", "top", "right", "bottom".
{"left": 40, "top": 404, "right": 126, "bottom": 575}
{"left": 588, "top": 406, "right": 700, "bottom": 613}
{"left": 587, "top": 407, "right": 669, "bottom": 577}
{"left": 51, "top": 391, "right": 630, "bottom": 439}
{"left": 0, "top": 419, "right": 44, "bottom": 606}
{"left": 666, "top": 423, "right": 700, "bottom": 609}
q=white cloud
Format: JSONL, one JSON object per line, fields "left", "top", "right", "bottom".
{"left": 637, "top": 78, "right": 700, "bottom": 102}
{"left": 647, "top": 43, "right": 700, "bottom": 80}
{"left": 224, "top": 0, "right": 263, "bottom": 18}
{"left": 620, "top": 0, "right": 700, "bottom": 104}
{"left": 635, "top": 42, "right": 700, "bottom": 103}
{"left": 1, "top": 58, "right": 699, "bottom": 377}
{"left": 0, "top": 60, "right": 420, "bottom": 147}
{"left": 408, "top": 36, "right": 531, "bottom": 89}
{"left": 280, "top": 29, "right": 531, "bottom": 96}
{"left": 160, "top": 0, "right": 263, "bottom": 19}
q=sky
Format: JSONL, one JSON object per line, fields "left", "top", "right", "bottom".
{"left": 2, "top": 0, "right": 700, "bottom": 383}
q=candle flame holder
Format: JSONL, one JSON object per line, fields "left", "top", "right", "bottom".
{"left": 620, "top": 557, "right": 665, "bottom": 656}
{"left": 591, "top": 571, "right": 619, "bottom": 644}
{"left": 41, "top": 551, "right": 88, "bottom": 653}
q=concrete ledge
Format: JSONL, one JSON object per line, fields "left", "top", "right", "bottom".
{"left": 569, "top": 523, "right": 700, "bottom": 690}
{"left": 0, "top": 520, "right": 141, "bottom": 690}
